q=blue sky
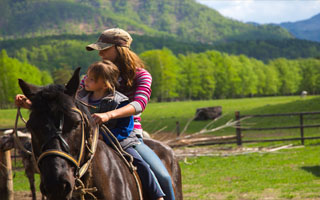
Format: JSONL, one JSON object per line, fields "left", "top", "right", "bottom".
{"left": 196, "top": 0, "right": 320, "bottom": 24}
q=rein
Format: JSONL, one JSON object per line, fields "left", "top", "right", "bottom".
{"left": 100, "top": 124, "right": 143, "bottom": 200}
{"left": 13, "top": 107, "right": 32, "bottom": 155}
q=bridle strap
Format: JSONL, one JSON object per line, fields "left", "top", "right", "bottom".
{"left": 36, "top": 107, "right": 88, "bottom": 175}
{"left": 37, "top": 149, "right": 80, "bottom": 168}
{"left": 74, "top": 107, "right": 86, "bottom": 166}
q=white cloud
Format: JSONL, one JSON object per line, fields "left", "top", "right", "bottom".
{"left": 196, "top": 0, "right": 320, "bottom": 23}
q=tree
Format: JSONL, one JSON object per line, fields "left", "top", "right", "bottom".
{"left": 269, "top": 58, "right": 302, "bottom": 95}
{"left": 0, "top": 50, "right": 53, "bottom": 108}
{"left": 141, "top": 48, "right": 180, "bottom": 101}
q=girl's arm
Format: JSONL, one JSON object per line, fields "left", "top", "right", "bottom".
{"left": 91, "top": 104, "right": 136, "bottom": 124}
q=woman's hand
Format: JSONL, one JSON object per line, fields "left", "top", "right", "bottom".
{"left": 91, "top": 112, "right": 111, "bottom": 125}
{"left": 15, "top": 94, "right": 32, "bottom": 109}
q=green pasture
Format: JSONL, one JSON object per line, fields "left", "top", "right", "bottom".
{"left": 181, "top": 144, "right": 320, "bottom": 200}
{"left": 11, "top": 144, "right": 320, "bottom": 200}
{"left": 141, "top": 95, "right": 320, "bottom": 144}
{"left": 2, "top": 95, "right": 320, "bottom": 199}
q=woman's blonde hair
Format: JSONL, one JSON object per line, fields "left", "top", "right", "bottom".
{"left": 114, "top": 46, "right": 145, "bottom": 89}
{"left": 87, "top": 60, "right": 119, "bottom": 93}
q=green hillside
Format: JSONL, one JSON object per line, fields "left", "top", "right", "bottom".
{"left": 0, "top": 0, "right": 293, "bottom": 43}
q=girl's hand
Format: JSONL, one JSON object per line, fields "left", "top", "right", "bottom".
{"left": 91, "top": 112, "right": 111, "bottom": 124}
{"left": 15, "top": 94, "right": 32, "bottom": 109}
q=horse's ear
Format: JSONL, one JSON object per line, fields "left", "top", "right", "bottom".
{"left": 65, "top": 67, "right": 81, "bottom": 97}
{"left": 18, "top": 79, "right": 40, "bottom": 101}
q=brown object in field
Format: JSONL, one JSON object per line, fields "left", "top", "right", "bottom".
{"left": 195, "top": 106, "right": 222, "bottom": 120}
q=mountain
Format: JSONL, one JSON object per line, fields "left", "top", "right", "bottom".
{"left": 0, "top": 0, "right": 293, "bottom": 43}
{"left": 280, "top": 13, "right": 320, "bottom": 42}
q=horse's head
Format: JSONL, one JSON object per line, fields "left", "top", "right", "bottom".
{"left": 19, "top": 68, "right": 96, "bottom": 200}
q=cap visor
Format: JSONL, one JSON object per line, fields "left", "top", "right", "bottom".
{"left": 86, "top": 42, "right": 113, "bottom": 51}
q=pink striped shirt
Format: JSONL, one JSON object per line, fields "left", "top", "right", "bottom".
{"left": 118, "top": 68, "right": 152, "bottom": 131}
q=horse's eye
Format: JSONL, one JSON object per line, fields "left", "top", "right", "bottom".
{"left": 72, "top": 121, "right": 81, "bottom": 128}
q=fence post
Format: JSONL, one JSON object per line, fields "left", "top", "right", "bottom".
{"left": 176, "top": 121, "right": 180, "bottom": 136}
{"left": 300, "top": 113, "right": 304, "bottom": 145}
{"left": 0, "top": 150, "right": 13, "bottom": 200}
{"left": 235, "top": 111, "right": 242, "bottom": 146}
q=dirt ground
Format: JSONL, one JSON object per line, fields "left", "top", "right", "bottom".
{"left": 14, "top": 191, "right": 42, "bottom": 200}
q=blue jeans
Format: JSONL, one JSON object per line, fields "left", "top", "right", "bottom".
{"left": 134, "top": 140, "right": 176, "bottom": 200}
{"left": 125, "top": 147, "right": 165, "bottom": 199}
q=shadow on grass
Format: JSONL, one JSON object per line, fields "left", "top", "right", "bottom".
{"left": 301, "top": 166, "right": 320, "bottom": 177}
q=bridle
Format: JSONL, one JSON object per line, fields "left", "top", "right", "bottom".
{"left": 14, "top": 102, "right": 99, "bottom": 199}
{"left": 35, "top": 106, "right": 99, "bottom": 178}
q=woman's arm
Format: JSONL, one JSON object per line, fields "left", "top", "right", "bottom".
{"left": 125, "top": 68, "right": 152, "bottom": 115}
{"left": 15, "top": 94, "right": 32, "bottom": 109}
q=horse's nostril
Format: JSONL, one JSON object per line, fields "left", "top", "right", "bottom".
{"left": 62, "top": 180, "right": 72, "bottom": 195}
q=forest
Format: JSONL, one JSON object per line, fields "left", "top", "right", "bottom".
{"left": 1, "top": 45, "right": 320, "bottom": 108}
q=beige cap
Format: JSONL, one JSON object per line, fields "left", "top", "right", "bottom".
{"left": 86, "top": 28, "right": 133, "bottom": 51}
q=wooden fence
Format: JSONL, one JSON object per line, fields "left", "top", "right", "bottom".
{"left": 235, "top": 111, "right": 320, "bottom": 146}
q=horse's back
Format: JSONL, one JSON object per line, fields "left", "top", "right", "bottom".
{"left": 143, "top": 138, "right": 183, "bottom": 200}
{"left": 91, "top": 141, "right": 140, "bottom": 200}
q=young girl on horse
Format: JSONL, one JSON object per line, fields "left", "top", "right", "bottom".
{"left": 78, "top": 60, "right": 165, "bottom": 200}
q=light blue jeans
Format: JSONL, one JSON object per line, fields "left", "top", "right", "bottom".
{"left": 134, "top": 139, "right": 175, "bottom": 200}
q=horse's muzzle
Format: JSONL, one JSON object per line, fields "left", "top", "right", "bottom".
{"left": 40, "top": 173, "right": 74, "bottom": 200}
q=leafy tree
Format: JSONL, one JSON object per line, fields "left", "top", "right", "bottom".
{"left": 177, "top": 53, "right": 202, "bottom": 100}
{"left": 0, "top": 50, "right": 52, "bottom": 108}
{"left": 237, "top": 55, "right": 258, "bottom": 97}
{"left": 141, "top": 48, "right": 180, "bottom": 101}
{"left": 298, "top": 58, "right": 320, "bottom": 94}
{"left": 269, "top": 58, "right": 302, "bottom": 95}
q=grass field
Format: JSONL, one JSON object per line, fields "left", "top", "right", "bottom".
{"left": 181, "top": 144, "right": 320, "bottom": 200}
{"left": 2, "top": 95, "right": 320, "bottom": 199}
{"left": 141, "top": 95, "right": 320, "bottom": 144}
{"left": 11, "top": 144, "right": 320, "bottom": 200}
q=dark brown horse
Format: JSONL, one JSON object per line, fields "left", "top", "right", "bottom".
{"left": 18, "top": 68, "right": 182, "bottom": 200}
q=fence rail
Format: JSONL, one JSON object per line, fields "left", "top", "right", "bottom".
{"left": 0, "top": 127, "right": 25, "bottom": 132}
{"left": 235, "top": 111, "right": 320, "bottom": 146}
